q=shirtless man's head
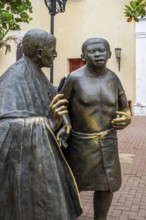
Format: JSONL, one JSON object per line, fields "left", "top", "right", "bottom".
{"left": 81, "top": 38, "right": 111, "bottom": 54}
{"left": 81, "top": 38, "right": 111, "bottom": 69}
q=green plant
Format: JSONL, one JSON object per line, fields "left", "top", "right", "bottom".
{"left": 0, "top": 0, "right": 33, "bottom": 41}
{"left": 124, "top": 0, "right": 146, "bottom": 22}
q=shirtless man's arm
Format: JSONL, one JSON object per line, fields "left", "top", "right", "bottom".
{"left": 111, "top": 78, "right": 131, "bottom": 129}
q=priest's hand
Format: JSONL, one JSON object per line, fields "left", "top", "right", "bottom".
{"left": 48, "top": 94, "right": 68, "bottom": 131}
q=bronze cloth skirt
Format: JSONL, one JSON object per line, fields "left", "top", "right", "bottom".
{"left": 63, "top": 129, "right": 121, "bottom": 192}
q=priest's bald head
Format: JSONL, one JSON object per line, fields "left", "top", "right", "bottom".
{"left": 22, "top": 29, "right": 57, "bottom": 68}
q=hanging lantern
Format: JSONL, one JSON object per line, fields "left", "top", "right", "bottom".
{"left": 44, "top": 0, "right": 67, "bottom": 16}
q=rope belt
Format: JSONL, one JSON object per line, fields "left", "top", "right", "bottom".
{"left": 71, "top": 128, "right": 114, "bottom": 140}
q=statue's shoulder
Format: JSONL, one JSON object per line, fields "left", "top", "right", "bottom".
{"left": 0, "top": 57, "right": 25, "bottom": 82}
{"left": 107, "top": 68, "right": 120, "bottom": 81}
{"left": 69, "top": 65, "right": 86, "bottom": 79}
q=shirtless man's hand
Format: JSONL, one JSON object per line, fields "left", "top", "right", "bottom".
{"left": 111, "top": 109, "right": 131, "bottom": 130}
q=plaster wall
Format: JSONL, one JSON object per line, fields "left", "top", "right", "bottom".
{"left": 54, "top": 0, "right": 136, "bottom": 105}
{"left": 0, "top": 0, "right": 135, "bottom": 105}
{"left": 0, "top": 0, "right": 50, "bottom": 77}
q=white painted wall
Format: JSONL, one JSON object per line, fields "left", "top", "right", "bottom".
{"left": 134, "top": 18, "right": 146, "bottom": 115}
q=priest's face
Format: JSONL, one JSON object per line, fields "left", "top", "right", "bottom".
{"left": 40, "top": 40, "right": 57, "bottom": 68}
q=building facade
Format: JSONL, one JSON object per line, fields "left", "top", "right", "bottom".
{"left": 0, "top": 0, "right": 138, "bottom": 114}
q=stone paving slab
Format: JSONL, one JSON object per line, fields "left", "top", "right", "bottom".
{"left": 78, "top": 116, "right": 146, "bottom": 220}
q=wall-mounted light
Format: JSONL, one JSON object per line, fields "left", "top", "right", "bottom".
{"left": 115, "top": 48, "right": 121, "bottom": 71}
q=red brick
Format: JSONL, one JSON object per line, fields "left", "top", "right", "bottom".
{"left": 119, "top": 214, "right": 128, "bottom": 220}
{"left": 131, "top": 204, "right": 139, "bottom": 212}
{"left": 77, "top": 117, "right": 146, "bottom": 220}
{"left": 138, "top": 209, "right": 146, "bottom": 217}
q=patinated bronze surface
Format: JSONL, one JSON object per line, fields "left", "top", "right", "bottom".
{"left": 0, "top": 29, "right": 82, "bottom": 220}
{"left": 61, "top": 38, "right": 131, "bottom": 220}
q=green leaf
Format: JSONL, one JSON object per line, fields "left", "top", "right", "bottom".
{"left": 124, "top": 12, "right": 132, "bottom": 17}
{"left": 124, "top": 0, "right": 146, "bottom": 23}
{"left": 136, "top": 5, "right": 144, "bottom": 13}
{"left": 130, "top": 1, "right": 136, "bottom": 9}
{"left": 0, "top": 0, "right": 33, "bottom": 40}
{"left": 134, "top": 16, "right": 140, "bottom": 21}
{"left": 125, "top": 5, "right": 132, "bottom": 10}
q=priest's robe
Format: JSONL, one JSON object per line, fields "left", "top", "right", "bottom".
{"left": 0, "top": 56, "right": 82, "bottom": 220}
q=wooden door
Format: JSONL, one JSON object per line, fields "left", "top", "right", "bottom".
{"left": 68, "top": 58, "right": 86, "bottom": 73}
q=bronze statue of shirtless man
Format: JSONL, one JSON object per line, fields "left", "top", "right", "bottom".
{"left": 61, "top": 38, "right": 131, "bottom": 220}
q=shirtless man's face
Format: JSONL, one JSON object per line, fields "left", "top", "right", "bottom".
{"left": 83, "top": 42, "right": 110, "bottom": 69}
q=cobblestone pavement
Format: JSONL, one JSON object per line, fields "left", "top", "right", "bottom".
{"left": 78, "top": 116, "right": 146, "bottom": 220}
